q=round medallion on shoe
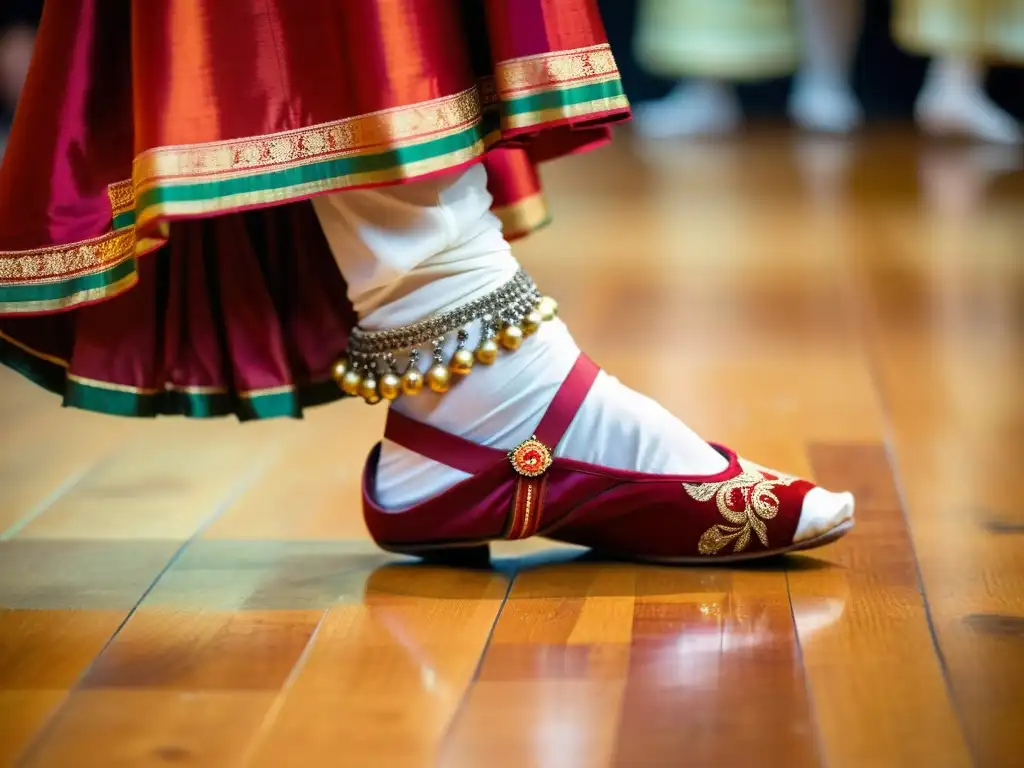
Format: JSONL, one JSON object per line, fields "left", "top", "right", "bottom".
{"left": 509, "top": 438, "right": 553, "bottom": 478}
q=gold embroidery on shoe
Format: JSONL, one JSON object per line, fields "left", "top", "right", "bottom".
{"left": 685, "top": 460, "right": 798, "bottom": 556}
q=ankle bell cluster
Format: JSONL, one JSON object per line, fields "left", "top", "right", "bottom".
{"left": 331, "top": 269, "right": 558, "bottom": 405}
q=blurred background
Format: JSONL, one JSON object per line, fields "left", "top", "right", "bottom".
{"left": 1, "top": 1, "right": 1022, "bottom": 766}
{"left": 0, "top": 1, "right": 39, "bottom": 156}
{"left": 3, "top": 1, "right": 1024, "bottom": 151}
{"left": 605, "top": 0, "right": 1024, "bottom": 128}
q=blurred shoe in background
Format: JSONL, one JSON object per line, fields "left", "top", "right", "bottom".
{"left": 633, "top": 80, "right": 742, "bottom": 138}
{"left": 633, "top": 0, "right": 863, "bottom": 138}
{"left": 894, "top": 0, "right": 1024, "bottom": 144}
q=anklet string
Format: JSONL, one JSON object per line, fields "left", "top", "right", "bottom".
{"left": 332, "top": 268, "right": 558, "bottom": 404}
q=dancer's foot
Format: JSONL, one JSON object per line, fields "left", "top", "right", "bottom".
{"left": 315, "top": 165, "right": 854, "bottom": 563}
{"left": 788, "top": 72, "right": 863, "bottom": 134}
{"left": 917, "top": 88, "right": 1023, "bottom": 145}
{"left": 633, "top": 81, "right": 742, "bottom": 139}
{"left": 353, "top": 278, "right": 855, "bottom": 563}
{"left": 916, "top": 58, "right": 1023, "bottom": 145}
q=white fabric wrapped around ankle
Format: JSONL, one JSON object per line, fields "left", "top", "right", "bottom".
{"left": 311, "top": 164, "right": 518, "bottom": 327}
{"left": 313, "top": 163, "right": 731, "bottom": 511}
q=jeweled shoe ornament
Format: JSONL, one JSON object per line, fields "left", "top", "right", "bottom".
{"left": 509, "top": 437, "right": 553, "bottom": 478}
{"left": 332, "top": 268, "right": 557, "bottom": 405}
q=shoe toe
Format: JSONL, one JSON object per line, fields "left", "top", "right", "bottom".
{"left": 793, "top": 487, "right": 855, "bottom": 544}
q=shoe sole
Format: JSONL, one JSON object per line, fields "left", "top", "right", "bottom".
{"left": 384, "top": 518, "right": 855, "bottom": 567}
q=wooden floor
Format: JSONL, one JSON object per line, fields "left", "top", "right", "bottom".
{"left": 1, "top": 128, "right": 1022, "bottom": 767}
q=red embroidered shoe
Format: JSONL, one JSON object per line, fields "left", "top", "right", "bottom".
{"left": 362, "top": 355, "right": 854, "bottom": 564}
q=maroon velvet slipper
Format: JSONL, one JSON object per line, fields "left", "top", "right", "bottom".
{"left": 362, "top": 355, "right": 854, "bottom": 565}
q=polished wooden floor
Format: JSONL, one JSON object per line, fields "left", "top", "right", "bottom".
{"left": 1, "top": 128, "right": 1022, "bottom": 767}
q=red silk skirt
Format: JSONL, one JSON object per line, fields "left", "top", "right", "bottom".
{"left": 0, "top": 0, "right": 629, "bottom": 419}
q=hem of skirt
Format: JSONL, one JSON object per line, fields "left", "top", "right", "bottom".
{"left": 500, "top": 81, "right": 631, "bottom": 133}
{"left": 506, "top": 215, "right": 553, "bottom": 242}
{"left": 0, "top": 75, "right": 628, "bottom": 318}
{"left": 127, "top": 55, "right": 629, "bottom": 230}
{"left": 494, "top": 192, "right": 552, "bottom": 240}
{"left": 0, "top": 222, "right": 140, "bottom": 316}
{"left": 0, "top": 333, "right": 348, "bottom": 420}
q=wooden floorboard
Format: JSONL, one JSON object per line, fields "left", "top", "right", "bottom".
{"left": 0, "top": 128, "right": 1021, "bottom": 766}
{"left": 248, "top": 564, "right": 511, "bottom": 768}
{"left": 797, "top": 443, "right": 972, "bottom": 767}
{"left": 855, "top": 181, "right": 1024, "bottom": 767}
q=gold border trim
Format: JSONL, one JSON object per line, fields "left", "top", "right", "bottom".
{"left": 0, "top": 273, "right": 139, "bottom": 315}
{"left": 494, "top": 192, "right": 550, "bottom": 237}
{"left": 0, "top": 328, "right": 69, "bottom": 369}
{"left": 133, "top": 87, "right": 483, "bottom": 188}
{"left": 502, "top": 94, "right": 631, "bottom": 131}
{"left": 66, "top": 373, "right": 162, "bottom": 396}
{"left": 0, "top": 230, "right": 136, "bottom": 284}
{"left": 135, "top": 139, "right": 488, "bottom": 229}
{"left": 108, "top": 180, "right": 135, "bottom": 216}
{"left": 495, "top": 44, "right": 620, "bottom": 97}
{"left": 1, "top": 52, "right": 625, "bottom": 313}
{"left": 66, "top": 373, "right": 233, "bottom": 396}
{"left": 0, "top": 327, "right": 335, "bottom": 400}
{"left": 238, "top": 384, "right": 298, "bottom": 399}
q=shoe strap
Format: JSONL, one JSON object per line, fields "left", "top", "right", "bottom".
{"left": 384, "top": 412, "right": 507, "bottom": 476}
{"left": 383, "top": 353, "right": 600, "bottom": 475}
{"left": 533, "top": 353, "right": 600, "bottom": 447}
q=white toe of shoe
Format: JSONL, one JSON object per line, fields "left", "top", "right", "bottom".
{"left": 793, "top": 487, "right": 855, "bottom": 543}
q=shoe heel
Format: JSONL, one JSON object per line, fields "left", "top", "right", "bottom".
{"left": 419, "top": 544, "right": 492, "bottom": 568}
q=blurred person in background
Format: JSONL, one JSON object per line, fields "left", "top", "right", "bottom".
{"left": 895, "top": 0, "right": 1024, "bottom": 144}
{"left": 633, "top": 0, "right": 864, "bottom": 137}
{"left": 0, "top": 1, "right": 40, "bottom": 155}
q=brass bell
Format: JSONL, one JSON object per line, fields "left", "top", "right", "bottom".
{"left": 522, "top": 310, "right": 543, "bottom": 336}
{"left": 538, "top": 296, "right": 558, "bottom": 321}
{"left": 331, "top": 358, "right": 348, "bottom": 384}
{"left": 379, "top": 373, "right": 402, "bottom": 401}
{"left": 427, "top": 363, "right": 452, "bottom": 393}
{"left": 450, "top": 348, "right": 474, "bottom": 376}
{"left": 341, "top": 370, "right": 363, "bottom": 396}
{"left": 359, "top": 376, "right": 381, "bottom": 405}
{"left": 475, "top": 338, "right": 499, "bottom": 365}
{"left": 401, "top": 368, "right": 424, "bottom": 396}
{"left": 499, "top": 324, "right": 524, "bottom": 350}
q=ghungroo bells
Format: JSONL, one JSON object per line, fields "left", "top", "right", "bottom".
{"left": 332, "top": 269, "right": 558, "bottom": 405}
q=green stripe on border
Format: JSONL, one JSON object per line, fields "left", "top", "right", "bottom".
{"left": 0, "top": 335, "right": 66, "bottom": 395}
{"left": 0, "top": 333, "right": 346, "bottom": 420}
{"left": 137, "top": 123, "right": 487, "bottom": 213}
{"left": 64, "top": 377, "right": 344, "bottom": 420}
{"left": 502, "top": 79, "right": 625, "bottom": 117}
{"left": 112, "top": 211, "right": 135, "bottom": 229}
{"left": 0, "top": 257, "right": 137, "bottom": 304}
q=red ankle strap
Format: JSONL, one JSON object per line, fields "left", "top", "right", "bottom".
{"left": 383, "top": 354, "right": 600, "bottom": 475}
{"left": 384, "top": 413, "right": 506, "bottom": 475}
{"left": 534, "top": 354, "right": 600, "bottom": 446}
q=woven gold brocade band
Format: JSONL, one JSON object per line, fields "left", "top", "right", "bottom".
{"left": 495, "top": 44, "right": 621, "bottom": 97}
{"left": 0, "top": 44, "right": 626, "bottom": 318}
{"left": 332, "top": 268, "right": 559, "bottom": 404}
